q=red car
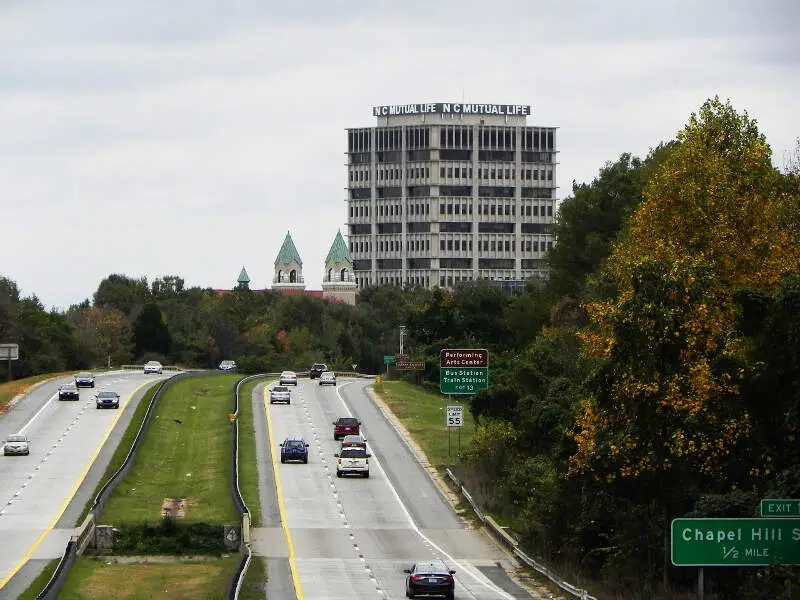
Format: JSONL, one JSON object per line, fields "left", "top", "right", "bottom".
{"left": 332, "top": 417, "right": 360, "bottom": 440}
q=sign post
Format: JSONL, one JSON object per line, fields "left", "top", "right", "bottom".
{"left": 446, "top": 405, "right": 464, "bottom": 457}
{"left": 0, "top": 343, "right": 19, "bottom": 382}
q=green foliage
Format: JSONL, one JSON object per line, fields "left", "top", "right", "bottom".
{"left": 134, "top": 303, "right": 172, "bottom": 359}
{"left": 111, "top": 519, "right": 226, "bottom": 554}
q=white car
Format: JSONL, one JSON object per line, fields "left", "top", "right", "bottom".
{"left": 279, "top": 370, "right": 298, "bottom": 386}
{"left": 219, "top": 360, "right": 237, "bottom": 372}
{"left": 335, "top": 446, "right": 370, "bottom": 478}
{"left": 319, "top": 371, "right": 337, "bottom": 386}
{"left": 269, "top": 385, "right": 291, "bottom": 404}
{"left": 144, "top": 361, "right": 163, "bottom": 374}
{"left": 4, "top": 434, "right": 30, "bottom": 456}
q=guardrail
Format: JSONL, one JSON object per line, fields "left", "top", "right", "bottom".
{"left": 228, "top": 374, "right": 272, "bottom": 600}
{"left": 120, "top": 364, "right": 184, "bottom": 372}
{"left": 445, "top": 469, "right": 596, "bottom": 600}
{"left": 36, "top": 371, "right": 214, "bottom": 598}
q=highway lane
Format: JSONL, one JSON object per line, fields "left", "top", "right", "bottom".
{"left": 0, "top": 371, "right": 169, "bottom": 591}
{"left": 258, "top": 378, "right": 537, "bottom": 599}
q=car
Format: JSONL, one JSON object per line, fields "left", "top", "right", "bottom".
{"left": 269, "top": 385, "right": 291, "bottom": 404}
{"left": 280, "top": 437, "right": 309, "bottom": 463}
{"left": 341, "top": 434, "right": 367, "bottom": 450}
{"left": 404, "top": 559, "right": 457, "bottom": 599}
{"left": 96, "top": 391, "right": 120, "bottom": 409}
{"left": 332, "top": 416, "right": 361, "bottom": 440}
{"left": 144, "top": 361, "right": 163, "bottom": 374}
{"left": 3, "top": 434, "right": 30, "bottom": 456}
{"left": 279, "top": 370, "right": 298, "bottom": 386}
{"left": 58, "top": 382, "right": 80, "bottom": 401}
{"left": 335, "top": 446, "right": 370, "bottom": 477}
{"left": 219, "top": 360, "right": 237, "bottom": 372}
{"left": 309, "top": 363, "right": 328, "bottom": 379}
{"left": 74, "top": 372, "right": 96, "bottom": 388}
{"left": 319, "top": 371, "right": 337, "bottom": 386}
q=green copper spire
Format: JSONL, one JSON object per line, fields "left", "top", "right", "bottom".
{"left": 275, "top": 231, "right": 303, "bottom": 266}
{"left": 325, "top": 230, "right": 352, "bottom": 265}
{"left": 237, "top": 266, "right": 250, "bottom": 284}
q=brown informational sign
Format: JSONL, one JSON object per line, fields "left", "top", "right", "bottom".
{"left": 439, "top": 349, "right": 488, "bottom": 368}
{"left": 396, "top": 361, "right": 425, "bottom": 371}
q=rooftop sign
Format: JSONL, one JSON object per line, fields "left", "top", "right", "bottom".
{"left": 373, "top": 103, "right": 531, "bottom": 117}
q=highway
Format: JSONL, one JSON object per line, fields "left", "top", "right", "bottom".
{"left": 0, "top": 371, "right": 169, "bottom": 593}
{"left": 251, "top": 378, "right": 538, "bottom": 599}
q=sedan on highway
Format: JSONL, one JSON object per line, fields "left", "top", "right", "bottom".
{"left": 269, "top": 385, "right": 291, "bottom": 404}
{"left": 58, "top": 382, "right": 80, "bottom": 401}
{"left": 218, "top": 360, "right": 237, "bottom": 372}
{"left": 404, "top": 559, "right": 457, "bottom": 599}
{"left": 95, "top": 391, "right": 120, "bottom": 409}
{"left": 144, "top": 361, "right": 163, "bottom": 374}
{"left": 74, "top": 372, "right": 95, "bottom": 388}
{"left": 279, "top": 370, "right": 298, "bottom": 386}
{"left": 3, "top": 434, "right": 31, "bottom": 456}
{"left": 318, "top": 371, "right": 337, "bottom": 386}
{"left": 280, "top": 437, "right": 309, "bottom": 463}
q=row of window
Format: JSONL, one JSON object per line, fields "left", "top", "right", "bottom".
{"left": 347, "top": 126, "right": 557, "bottom": 153}
{"left": 349, "top": 220, "right": 552, "bottom": 236}
{"left": 349, "top": 165, "right": 554, "bottom": 182}
{"left": 349, "top": 236, "right": 553, "bottom": 255}
{"left": 350, "top": 186, "right": 555, "bottom": 200}
{"left": 349, "top": 202, "right": 554, "bottom": 219}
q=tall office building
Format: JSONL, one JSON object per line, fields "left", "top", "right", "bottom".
{"left": 346, "top": 102, "right": 557, "bottom": 291}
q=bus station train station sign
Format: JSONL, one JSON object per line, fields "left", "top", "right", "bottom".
{"left": 440, "top": 349, "right": 489, "bottom": 395}
{"left": 373, "top": 103, "right": 531, "bottom": 117}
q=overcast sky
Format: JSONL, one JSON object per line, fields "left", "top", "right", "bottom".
{"left": 1, "top": 0, "right": 798, "bottom": 311}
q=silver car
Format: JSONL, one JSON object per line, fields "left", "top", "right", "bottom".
{"left": 279, "top": 370, "right": 298, "bottom": 386}
{"left": 269, "top": 385, "right": 291, "bottom": 404}
{"left": 3, "top": 434, "right": 30, "bottom": 456}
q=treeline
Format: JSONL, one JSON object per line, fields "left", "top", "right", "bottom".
{"left": 1, "top": 97, "right": 799, "bottom": 598}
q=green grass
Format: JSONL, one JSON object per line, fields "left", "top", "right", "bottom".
{"left": 100, "top": 374, "right": 243, "bottom": 525}
{"left": 0, "top": 372, "right": 75, "bottom": 410}
{"left": 373, "top": 380, "right": 476, "bottom": 467}
{"left": 56, "top": 556, "right": 240, "bottom": 600}
{"left": 14, "top": 559, "right": 59, "bottom": 600}
{"left": 236, "top": 377, "right": 276, "bottom": 527}
{"left": 75, "top": 383, "right": 161, "bottom": 525}
{"left": 238, "top": 556, "right": 267, "bottom": 600}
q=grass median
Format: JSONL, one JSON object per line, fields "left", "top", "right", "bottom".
{"left": 100, "top": 374, "right": 242, "bottom": 524}
{"left": 55, "top": 555, "right": 241, "bottom": 600}
{"left": 0, "top": 372, "right": 74, "bottom": 412}
{"left": 372, "top": 380, "right": 476, "bottom": 467}
{"left": 236, "top": 377, "right": 273, "bottom": 527}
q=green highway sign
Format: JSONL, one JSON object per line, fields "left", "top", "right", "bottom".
{"left": 440, "top": 367, "right": 489, "bottom": 394}
{"left": 761, "top": 499, "right": 800, "bottom": 517}
{"left": 671, "top": 518, "right": 800, "bottom": 566}
{"left": 383, "top": 355, "right": 396, "bottom": 365}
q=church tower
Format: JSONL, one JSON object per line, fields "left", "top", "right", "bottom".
{"left": 235, "top": 266, "right": 250, "bottom": 290}
{"left": 272, "top": 231, "right": 306, "bottom": 291}
{"left": 321, "top": 230, "right": 357, "bottom": 305}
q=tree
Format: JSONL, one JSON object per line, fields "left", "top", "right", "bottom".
{"left": 133, "top": 303, "right": 171, "bottom": 358}
{"left": 94, "top": 274, "right": 150, "bottom": 315}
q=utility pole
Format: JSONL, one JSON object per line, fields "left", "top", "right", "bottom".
{"left": 399, "top": 326, "right": 407, "bottom": 357}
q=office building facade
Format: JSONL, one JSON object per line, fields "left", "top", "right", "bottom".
{"left": 346, "top": 102, "right": 557, "bottom": 290}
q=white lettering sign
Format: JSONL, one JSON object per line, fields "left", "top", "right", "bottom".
{"left": 373, "top": 103, "right": 531, "bottom": 118}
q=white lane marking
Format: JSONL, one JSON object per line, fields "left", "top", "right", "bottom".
{"left": 336, "top": 381, "right": 517, "bottom": 600}
{"left": 18, "top": 392, "right": 59, "bottom": 435}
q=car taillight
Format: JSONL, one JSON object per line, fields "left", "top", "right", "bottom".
{"left": 444, "top": 575, "right": 453, "bottom": 583}
{"left": 411, "top": 575, "right": 424, "bottom": 582}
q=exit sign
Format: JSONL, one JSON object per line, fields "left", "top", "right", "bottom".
{"left": 671, "top": 518, "right": 800, "bottom": 566}
{"left": 761, "top": 499, "right": 800, "bottom": 517}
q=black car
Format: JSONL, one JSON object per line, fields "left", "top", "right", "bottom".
{"left": 74, "top": 373, "right": 95, "bottom": 388}
{"left": 95, "top": 391, "right": 120, "bottom": 409}
{"left": 309, "top": 363, "right": 328, "bottom": 379}
{"left": 404, "top": 560, "right": 456, "bottom": 599}
{"left": 58, "top": 382, "right": 80, "bottom": 401}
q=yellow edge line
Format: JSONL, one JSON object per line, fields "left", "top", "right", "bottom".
{"left": 263, "top": 385, "right": 305, "bottom": 600}
{"left": 0, "top": 379, "right": 155, "bottom": 590}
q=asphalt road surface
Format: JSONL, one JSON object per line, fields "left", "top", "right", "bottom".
{"left": 251, "top": 377, "right": 538, "bottom": 600}
{"left": 0, "top": 371, "right": 169, "bottom": 595}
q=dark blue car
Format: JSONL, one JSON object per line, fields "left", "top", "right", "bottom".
{"left": 280, "top": 437, "right": 309, "bottom": 464}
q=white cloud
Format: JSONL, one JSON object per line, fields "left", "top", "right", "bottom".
{"left": 1, "top": 0, "right": 798, "bottom": 310}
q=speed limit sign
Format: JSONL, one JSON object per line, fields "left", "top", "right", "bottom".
{"left": 446, "top": 405, "right": 464, "bottom": 427}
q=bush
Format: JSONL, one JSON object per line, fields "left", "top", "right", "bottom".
{"left": 113, "top": 519, "right": 226, "bottom": 554}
